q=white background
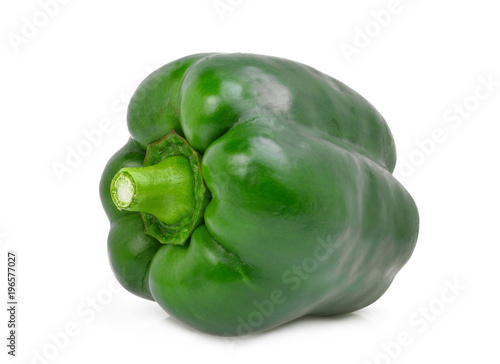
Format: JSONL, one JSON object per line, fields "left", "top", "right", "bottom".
{"left": 1, "top": 0, "right": 499, "bottom": 363}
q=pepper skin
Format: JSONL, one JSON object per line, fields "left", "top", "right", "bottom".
{"left": 99, "top": 53, "right": 419, "bottom": 335}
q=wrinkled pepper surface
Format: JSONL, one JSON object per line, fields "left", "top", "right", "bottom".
{"left": 99, "top": 53, "right": 419, "bottom": 335}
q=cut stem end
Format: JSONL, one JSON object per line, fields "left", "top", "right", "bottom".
{"left": 112, "top": 172, "right": 135, "bottom": 209}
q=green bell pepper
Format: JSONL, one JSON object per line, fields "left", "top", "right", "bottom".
{"left": 99, "top": 53, "right": 419, "bottom": 335}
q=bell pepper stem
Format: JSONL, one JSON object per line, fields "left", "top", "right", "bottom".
{"left": 110, "top": 156, "right": 195, "bottom": 225}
